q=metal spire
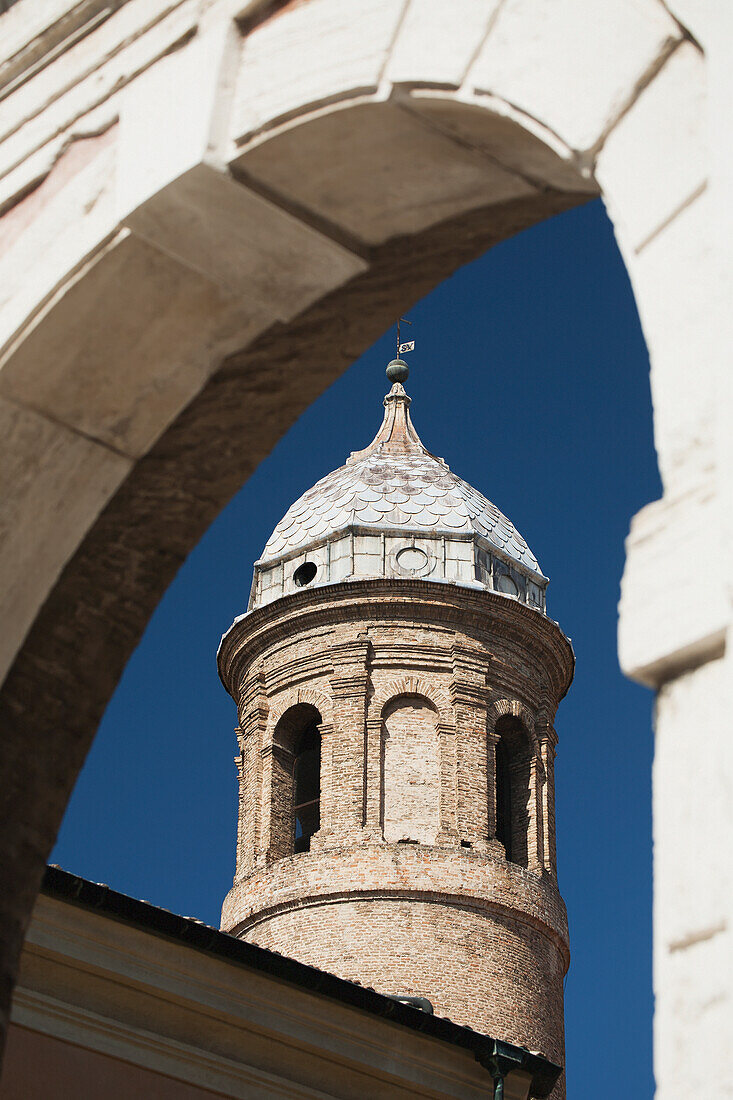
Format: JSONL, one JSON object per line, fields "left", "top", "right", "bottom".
{"left": 387, "top": 317, "right": 414, "bottom": 383}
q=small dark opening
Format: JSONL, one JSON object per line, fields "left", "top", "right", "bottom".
{"left": 461, "top": 839, "right": 473, "bottom": 849}
{"left": 294, "top": 561, "right": 317, "bottom": 587}
{"left": 495, "top": 739, "right": 513, "bottom": 861}
{"left": 293, "top": 724, "right": 320, "bottom": 852}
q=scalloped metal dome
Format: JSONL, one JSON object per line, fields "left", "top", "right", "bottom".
{"left": 249, "top": 378, "right": 548, "bottom": 613}
{"left": 261, "top": 382, "right": 542, "bottom": 575}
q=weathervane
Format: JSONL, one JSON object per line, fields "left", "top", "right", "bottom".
{"left": 396, "top": 317, "right": 414, "bottom": 357}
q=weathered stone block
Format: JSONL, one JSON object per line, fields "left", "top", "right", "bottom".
{"left": 0, "top": 230, "right": 229, "bottom": 457}
{"left": 233, "top": 100, "right": 535, "bottom": 246}
{"left": 0, "top": 398, "right": 130, "bottom": 685}
{"left": 232, "top": 0, "right": 405, "bottom": 143}
{"left": 467, "top": 0, "right": 681, "bottom": 151}
{"left": 386, "top": 0, "right": 502, "bottom": 89}
{"left": 596, "top": 41, "right": 706, "bottom": 251}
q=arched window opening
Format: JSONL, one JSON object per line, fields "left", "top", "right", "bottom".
{"left": 293, "top": 723, "right": 321, "bottom": 853}
{"left": 270, "top": 703, "right": 322, "bottom": 859}
{"left": 382, "top": 694, "right": 440, "bottom": 845}
{"left": 494, "top": 716, "right": 532, "bottom": 868}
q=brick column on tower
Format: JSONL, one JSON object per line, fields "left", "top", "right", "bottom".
{"left": 486, "top": 729, "right": 500, "bottom": 840}
{"left": 312, "top": 719, "right": 334, "bottom": 844}
{"left": 234, "top": 742, "right": 246, "bottom": 862}
{"left": 527, "top": 753, "right": 545, "bottom": 875}
{"left": 236, "top": 669, "right": 268, "bottom": 875}
{"left": 540, "top": 723, "right": 559, "bottom": 874}
{"left": 326, "top": 635, "right": 370, "bottom": 843}
{"left": 363, "top": 716, "right": 384, "bottom": 839}
{"left": 450, "top": 643, "right": 490, "bottom": 851}
{"left": 435, "top": 717, "right": 459, "bottom": 846}
{"left": 260, "top": 741, "right": 295, "bottom": 862}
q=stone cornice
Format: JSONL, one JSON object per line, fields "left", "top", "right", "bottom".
{"left": 260, "top": 743, "right": 293, "bottom": 764}
{"left": 450, "top": 682, "right": 491, "bottom": 707}
{"left": 450, "top": 642, "right": 490, "bottom": 707}
{"left": 329, "top": 636, "right": 371, "bottom": 662}
{"left": 219, "top": 579, "right": 574, "bottom": 704}
{"left": 264, "top": 652, "right": 333, "bottom": 696}
{"left": 330, "top": 673, "right": 369, "bottom": 698}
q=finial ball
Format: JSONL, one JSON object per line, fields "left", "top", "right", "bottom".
{"left": 386, "top": 358, "right": 409, "bottom": 383}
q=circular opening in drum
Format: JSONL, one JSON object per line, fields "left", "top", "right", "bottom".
{"left": 294, "top": 561, "right": 318, "bottom": 587}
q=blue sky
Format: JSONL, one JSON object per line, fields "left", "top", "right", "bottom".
{"left": 53, "top": 197, "right": 661, "bottom": 1097}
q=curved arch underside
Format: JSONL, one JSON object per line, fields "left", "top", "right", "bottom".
{"left": 0, "top": 0, "right": 709, "bottom": 1058}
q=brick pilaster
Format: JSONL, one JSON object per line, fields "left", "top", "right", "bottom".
{"left": 435, "top": 720, "right": 459, "bottom": 845}
{"left": 260, "top": 742, "right": 295, "bottom": 862}
{"left": 312, "top": 720, "right": 334, "bottom": 845}
{"left": 237, "top": 670, "right": 268, "bottom": 876}
{"left": 527, "top": 754, "right": 544, "bottom": 874}
{"left": 539, "top": 724, "right": 559, "bottom": 873}
{"left": 327, "top": 636, "right": 371, "bottom": 842}
{"left": 486, "top": 730, "right": 499, "bottom": 839}
{"left": 364, "top": 717, "right": 384, "bottom": 838}
{"left": 450, "top": 644, "right": 490, "bottom": 850}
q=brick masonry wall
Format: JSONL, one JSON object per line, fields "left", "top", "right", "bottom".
{"left": 249, "top": 897, "right": 565, "bottom": 1064}
{"left": 219, "top": 580, "right": 574, "bottom": 1098}
{"left": 222, "top": 845, "right": 569, "bottom": 942}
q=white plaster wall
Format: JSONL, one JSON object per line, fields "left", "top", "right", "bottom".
{"left": 653, "top": 653, "right": 733, "bottom": 1098}
{"left": 603, "top": 8, "right": 733, "bottom": 1090}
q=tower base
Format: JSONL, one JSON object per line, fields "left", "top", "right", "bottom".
{"left": 223, "top": 844, "right": 568, "bottom": 1098}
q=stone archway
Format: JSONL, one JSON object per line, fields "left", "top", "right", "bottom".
{"left": 0, "top": 0, "right": 713, "bottom": 1072}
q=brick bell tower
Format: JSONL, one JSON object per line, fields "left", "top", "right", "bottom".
{"left": 219, "top": 356, "right": 574, "bottom": 1094}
